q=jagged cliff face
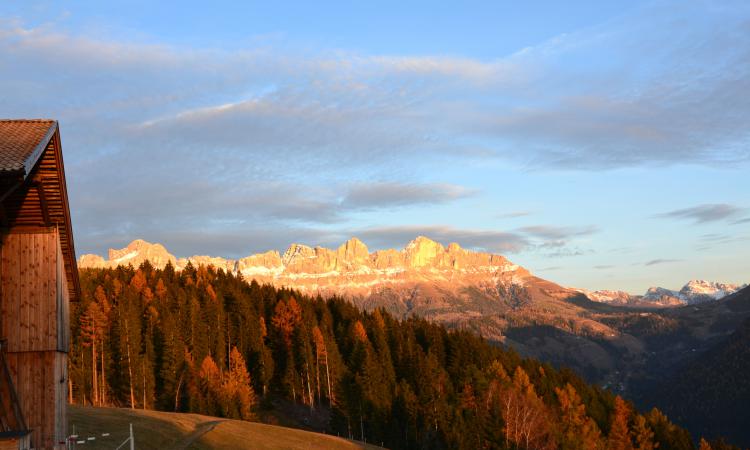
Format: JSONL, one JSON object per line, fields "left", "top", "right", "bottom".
{"left": 79, "top": 239, "right": 177, "bottom": 269}
{"left": 79, "top": 236, "right": 596, "bottom": 338}
{"left": 79, "top": 236, "right": 525, "bottom": 295}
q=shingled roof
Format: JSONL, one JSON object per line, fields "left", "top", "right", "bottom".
{"left": 0, "top": 119, "right": 80, "bottom": 302}
{"left": 0, "top": 120, "right": 58, "bottom": 177}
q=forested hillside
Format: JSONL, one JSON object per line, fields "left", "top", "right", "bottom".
{"left": 70, "top": 262, "right": 716, "bottom": 449}
{"left": 650, "top": 294, "right": 750, "bottom": 447}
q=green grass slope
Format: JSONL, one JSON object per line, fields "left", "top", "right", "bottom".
{"left": 68, "top": 405, "right": 382, "bottom": 450}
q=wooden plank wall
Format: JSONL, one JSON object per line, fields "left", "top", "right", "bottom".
{"left": 3, "top": 352, "right": 65, "bottom": 449}
{"left": 0, "top": 229, "right": 68, "bottom": 449}
{"left": 1, "top": 230, "right": 58, "bottom": 353}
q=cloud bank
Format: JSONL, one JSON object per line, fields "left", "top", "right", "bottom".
{"left": 655, "top": 203, "right": 744, "bottom": 224}
{"left": 1, "top": 1, "right": 748, "bottom": 260}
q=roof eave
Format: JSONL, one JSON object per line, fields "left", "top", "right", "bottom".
{"left": 22, "top": 120, "right": 58, "bottom": 179}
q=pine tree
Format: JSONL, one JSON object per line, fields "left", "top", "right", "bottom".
{"left": 79, "top": 301, "right": 106, "bottom": 406}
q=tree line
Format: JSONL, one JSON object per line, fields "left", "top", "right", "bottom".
{"left": 69, "top": 262, "right": 736, "bottom": 449}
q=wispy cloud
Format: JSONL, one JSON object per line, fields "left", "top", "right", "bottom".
{"left": 655, "top": 203, "right": 743, "bottom": 224}
{"left": 644, "top": 258, "right": 683, "bottom": 266}
{"left": 518, "top": 225, "right": 598, "bottom": 240}
{"left": 341, "top": 182, "right": 475, "bottom": 209}
{"left": 496, "top": 211, "right": 532, "bottom": 219}
{"left": 694, "top": 233, "right": 750, "bottom": 251}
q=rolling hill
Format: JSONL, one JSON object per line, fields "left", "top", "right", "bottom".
{"left": 68, "top": 405, "right": 381, "bottom": 450}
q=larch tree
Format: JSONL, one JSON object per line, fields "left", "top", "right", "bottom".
{"left": 608, "top": 396, "right": 635, "bottom": 450}
{"left": 631, "top": 414, "right": 656, "bottom": 450}
{"left": 198, "top": 355, "right": 222, "bottom": 416}
{"left": 555, "top": 383, "right": 603, "bottom": 450}
{"left": 223, "top": 347, "right": 256, "bottom": 420}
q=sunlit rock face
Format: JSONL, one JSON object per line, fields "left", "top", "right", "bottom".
{"left": 100, "top": 239, "right": 177, "bottom": 269}
{"left": 79, "top": 235, "right": 524, "bottom": 292}
{"left": 77, "top": 253, "right": 107, "bottom": 269}
{"left": 77, "top": 236, "right": 540, "bottom": 316}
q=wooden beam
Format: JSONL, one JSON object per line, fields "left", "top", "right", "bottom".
{"left": 33, "top": 182, "right": 50, "bottom": 226}
{"left": 0, "top": 341, "right": 28, "bottom": 434}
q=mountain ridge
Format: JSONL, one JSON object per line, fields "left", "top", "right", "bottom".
{"left": 579, "top": 279, "right": 746, "bottom": 307}
{"left": 79, "top": 236, "right": 526, "bottom": 296}
{"left": 80, "top": 238, "right": 744, "bottom": 307}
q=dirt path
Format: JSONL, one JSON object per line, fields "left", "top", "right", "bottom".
{"left": 170, "top": 419, "right": 225, "bottom": 450}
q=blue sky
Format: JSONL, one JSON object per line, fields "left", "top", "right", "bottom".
{"left": 1, "top": 0, "right": 748, "bottom": 293}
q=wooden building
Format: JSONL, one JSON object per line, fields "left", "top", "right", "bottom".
{"left": 0, "top": 120, "right": 79, "bottom": 450}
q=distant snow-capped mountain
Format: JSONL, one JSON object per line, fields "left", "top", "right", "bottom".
{"left": 582, "top": 280, "right": 747, "bottom": 307}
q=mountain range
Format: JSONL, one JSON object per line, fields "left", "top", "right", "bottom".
{"left": 79, "top": 237, "right": 581, "bottom": 338}
{"left": 580, "top": 279, "right": 746, "bottom": 307}
{"left": 79, "top": 237, "right": 743, "bottom": 309}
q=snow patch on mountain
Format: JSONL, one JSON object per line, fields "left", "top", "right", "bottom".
{"left": 582, "top": 280, "right": 747, "bottom": 307}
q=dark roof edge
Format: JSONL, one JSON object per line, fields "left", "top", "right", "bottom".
{"left": 22, "top": 120, "right": 58, "bottom": 179}
{"left": 53, "top": 127, "right": 82, "bottom": 302}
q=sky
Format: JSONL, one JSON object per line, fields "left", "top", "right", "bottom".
{"left": 1, "top": 0, "right": 748, "bottom": 293}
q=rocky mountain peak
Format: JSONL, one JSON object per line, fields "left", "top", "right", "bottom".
{"left": 105, "top": 239, "right": 176, "bottom": 268}
{"left": 446, "top": 242, "right": 463, "bottom": 253}
{"left": 336, "top": 237, "right": 369, "bottom": 264}
{"left": 404, "top": 236, "right": 445, "bottom": 268}
{"left": 644, "top": 286, "right": 677, "bottom": 298}
{"left": 281, "top": 243, "right": 316, "bottom": 266}
{"left": 678, "top": 279, "right": 746, "bottom": 303}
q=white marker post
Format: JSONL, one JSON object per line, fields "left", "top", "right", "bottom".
{"left": 114, "top": 423, "right": 135, "bottom": 450}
